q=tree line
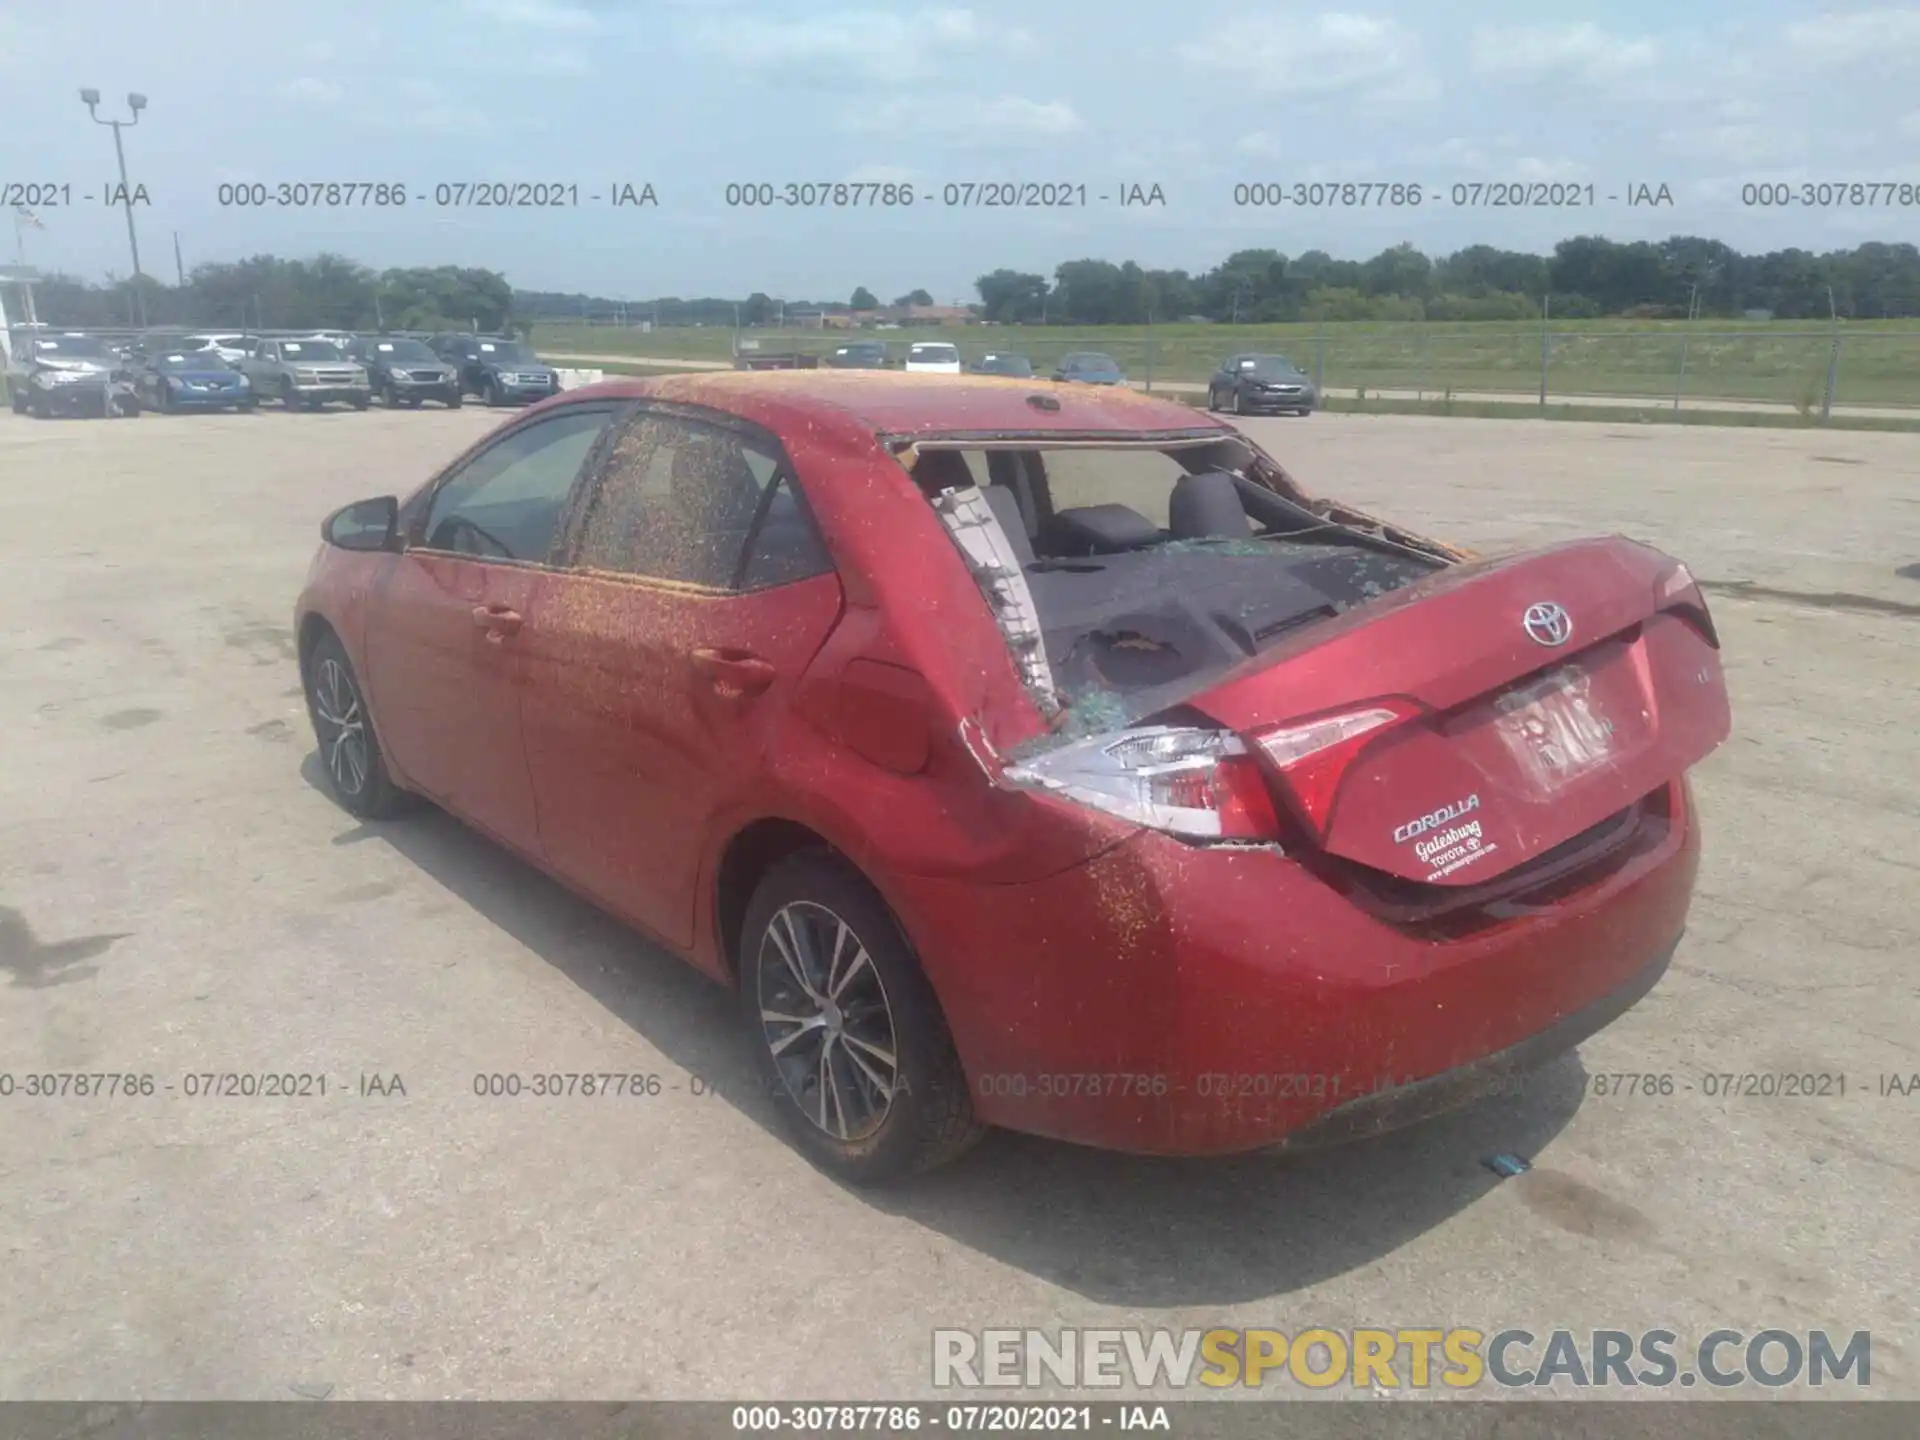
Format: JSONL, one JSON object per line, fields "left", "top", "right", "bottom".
{"left": 977, "top": 237, "right": 1920, "bottom": 324}
{"left": 19, "top": 235, "right": 1920, "bottom": 332}
{"left": 20, "top": 254, "right": 518, "bottom": 334}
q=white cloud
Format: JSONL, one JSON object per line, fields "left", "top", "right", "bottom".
{"left": 279, "top": 77, "right": 343, "bottom": 104}
{"left": 694, "top": 8, "right": 1005, "bottom": 81}
{"left": 1674, "top": 124, "right": 1809, "bottom": 166}
{"left": 843, "top": 93, "right": 1082, "bottom": 142}
{"left": 1783, "top": 8, "right": 1920, "bottom": 64}
{"left": 1471, "top": 23, "right": 1657, "bottom": 79}
{"left": 469, "top": 0, "right": 600, "bottom": 31}
{"left": 1179, "top": 14, "right": 1435, "bottom": 103}
{"left": 525, "top": 49, "right": 590, "bottom": 74}
{"left": 1511, "top": 156, "right": 1586, "bottom": 181}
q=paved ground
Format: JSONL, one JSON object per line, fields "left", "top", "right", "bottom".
{"left": 1, "top": 405, "right": 1916, "bottom": 1402}
{"left": 548, "top": 351, "right": 1920, "bottom": 420}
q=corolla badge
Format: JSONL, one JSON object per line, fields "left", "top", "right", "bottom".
{"left": 1523, "top": 601, "right": 1573, "bottom": 647}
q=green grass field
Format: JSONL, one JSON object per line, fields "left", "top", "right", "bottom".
{"left": 532, "top": 318, "right": 1920, "bottom": 410}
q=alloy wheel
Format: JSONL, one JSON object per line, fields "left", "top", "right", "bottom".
{"left": 311, "top": 657, "right": 370, "bottom": 798}
{"left": 755, "top": 901, "right": 900, "bottom": 1142}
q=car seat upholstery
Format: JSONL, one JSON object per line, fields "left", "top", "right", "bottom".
{"left": 1168, "top": 470, "right": 1255, "bottom": 540}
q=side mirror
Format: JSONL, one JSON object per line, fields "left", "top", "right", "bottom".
{"left": 323, "top": 496, "right": 400, "bottom": 552}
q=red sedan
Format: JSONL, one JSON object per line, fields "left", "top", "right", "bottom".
{"left": 296, "top": 373, "right": 1731, "bottom": 1182}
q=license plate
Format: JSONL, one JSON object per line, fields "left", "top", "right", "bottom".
{"left": 1492, "top": 664, "right": 1617, "bottom": 794}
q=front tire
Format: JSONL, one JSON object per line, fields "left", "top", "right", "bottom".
{"left": 8, "top": 386, "right": 25, "bottom": 414}
{"left": 485, "top": 376, "right": 504, "bottom": 407}
{"left": 738, "top": 852, "right": 984, "bottom": 1184}
{"left": 303, "top": 633, "right": 409, "bottom": 819}
{"left": 1229, "top": 388, "right": 1242, "bottom": 415}
{"left": 445, "top": 390, "right": 463, "bottom": 409}
{"left": 351, "top": 393, "right": 370, "bottom": 411}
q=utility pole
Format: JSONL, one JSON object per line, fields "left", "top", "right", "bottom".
{"left": 173, "top": 230, "right": 185, "bottom": 287}
{"left": 1673, "top": 282, "right": 1698, "bottom": 412}
{"left": 80, "top": 89, "right": 150, "bottom": 328}
{"left": 1538, "top": 293, "right": 1551, "bottom": 409}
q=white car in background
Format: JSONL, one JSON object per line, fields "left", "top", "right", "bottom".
{"left": 183, "top": 333, "right": 252, "bottom": 364}
{"left": 904, "top": 341, "right": 962, "bottom": 375}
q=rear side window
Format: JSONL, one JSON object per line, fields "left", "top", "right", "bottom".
{"left": 572, "top": 413, "right": 830, "bottom": 589}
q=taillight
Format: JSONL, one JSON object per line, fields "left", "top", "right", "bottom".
{"left": 1653, "top": 560, "right": 1719, "bottom": 647}
{"left": 1250, "top": 699, "right": 1424, "bottom": 837}
{"left": 1002, "top": 725, "right": 1280, "bottom": 840}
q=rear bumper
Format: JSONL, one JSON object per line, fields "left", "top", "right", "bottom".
{"left": 1266, "top": 932, "right": 1676, "bottom": 1152}
{"left": 892, "top": 780, "right": 1699, "bottom": 1156}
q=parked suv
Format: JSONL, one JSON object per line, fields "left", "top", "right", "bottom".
{"left": 238, "top": 337, "right": 372, "bottom": 411}
{"left": 347, "top": 335, "right": 462, "bottom": 409}
{"left": 431, "top": 334, "right": 560, "bottom": 406}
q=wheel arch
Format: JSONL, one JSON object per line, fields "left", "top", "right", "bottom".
{"left": 712, "top": 817, "right": 924, "bottom": 991}
{"left": 296, "top": 610, "right": 339, "bottom": 677}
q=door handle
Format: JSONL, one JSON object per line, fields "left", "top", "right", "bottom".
{"left": 471, "top": 604, "right": 523, "bottom": 640}
{"left": 691, "top": 646, "right": 776, "bottom": 698}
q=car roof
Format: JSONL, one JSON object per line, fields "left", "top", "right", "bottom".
{"left": 556, "top": 370, "right": 1223, "bottom": 441}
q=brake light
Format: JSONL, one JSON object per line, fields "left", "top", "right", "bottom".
{"left": 1251, "top": 700, "right": 1424, "bottom": 837}
{"left": 1002, "top": 725, "right": 1280, "bottom": 840}
{"left": 1653, "top": 561, "right": 1719, "bottom": 647}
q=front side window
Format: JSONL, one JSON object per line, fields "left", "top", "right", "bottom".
{"left": 419, "top": 406, "right": 616, "bottom": 562}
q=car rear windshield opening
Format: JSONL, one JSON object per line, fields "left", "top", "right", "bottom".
{"left": 909, "top": 442, "right": 1448, "bottom": 746}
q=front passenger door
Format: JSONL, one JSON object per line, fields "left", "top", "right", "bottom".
{"left": 363, "top": 402, "right": 620, "bottom": 855}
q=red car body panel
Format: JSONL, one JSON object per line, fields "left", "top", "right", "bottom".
{"left": 297, "top": 373, "right": 1729, "bottom": 1157}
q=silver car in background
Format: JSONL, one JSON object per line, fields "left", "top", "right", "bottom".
{"left": 236, "top": 337, "right": 371, "bottom": 411}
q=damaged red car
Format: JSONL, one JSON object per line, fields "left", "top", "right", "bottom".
{"left": 295, "top": 373, "right": 1732, "bottom": 1182}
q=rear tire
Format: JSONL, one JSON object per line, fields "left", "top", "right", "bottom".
{"left": 303, "top": 633, "right": 410, "bottom": 820}
{"left": 738, "top": 851, "right": 984, "bottom": 1185}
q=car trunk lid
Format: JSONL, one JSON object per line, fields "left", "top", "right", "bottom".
{"left": 1181, "top": 536, "right": 1731, "bottom": 885}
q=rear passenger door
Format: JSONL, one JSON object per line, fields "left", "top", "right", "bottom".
{"left": 519, "top": 406, "right": 844, "bottom": 957}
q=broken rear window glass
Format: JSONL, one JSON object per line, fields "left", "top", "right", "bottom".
{"left": 913, "top": 443, "right": 1449, "bottom": 748}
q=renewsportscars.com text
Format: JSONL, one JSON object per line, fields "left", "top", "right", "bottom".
{"left": 932, "top": 1327, "right": 1872, "bottom": 1390}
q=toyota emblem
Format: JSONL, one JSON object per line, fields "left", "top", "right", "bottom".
{"left": 1523, "top": 602, "right": 1573, "bottom": 647}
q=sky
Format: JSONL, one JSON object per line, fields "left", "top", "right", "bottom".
{"left": 3, "top": 1, "right": 1918, "bottom": 303}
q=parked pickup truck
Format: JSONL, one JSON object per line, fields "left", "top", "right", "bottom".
{"left": 236, "top": 337, "right": 371, "bottom": 411}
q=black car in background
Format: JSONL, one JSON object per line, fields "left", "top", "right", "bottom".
{"left": 129, "top": 349, "right": 256, "bottom": 413}
{"left": 1052, "top": 351, "right": 1126, "bottom": 385}
{"left": 824, "top": 340, "right": 889, "bottom": 369}
{"left": 430, "top": 334, "right": 561, "bottom": 406}
{"left": 348, "top": 336, "right": 463, "bottom": 409}
{"left": 1207, "top": 353, "right": 1319, "bottom": 415}
{"left": 973, "top": 352, "right": 1034, "bottom": 377}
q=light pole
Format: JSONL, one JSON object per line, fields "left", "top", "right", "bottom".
{"left": 80, "top": 88, "right": 149, "bottom": 329}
